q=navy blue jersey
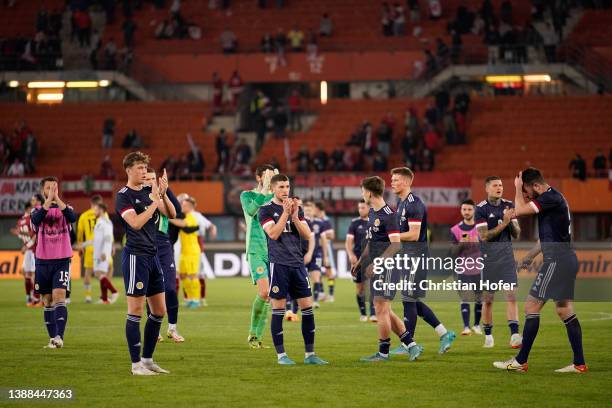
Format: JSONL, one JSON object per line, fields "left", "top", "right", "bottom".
{"left": 475, "top": 198, "right": 516, "bottom": 261}
{"left": 529, "top": 187, "right": 574, "bottom": 258}
{"left": 310, "top": 218, "right": 327, "bottom": 257}
{"left": 347, "top": 217, "right": 368, "bottom": 258}
{"left": 367, "top": 204, "right": 399, "bottom": 243}
{"left": 259, "top": 201, "right": 307, "bottom": 267}
{"left": 301, "top": 218, "right": 314, "bottom": 255}
{"left": 397, "top": 192, "right": 428, "bottom": 242}
{"left": 116, "top": 185, "right": 160, "bottom": 256}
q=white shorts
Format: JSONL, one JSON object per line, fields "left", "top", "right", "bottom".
{"left": 22, "top": 250, "right": 35, "bottom": 273}
{"left": 94, "top": 257, "right": 110, "bottom": 273}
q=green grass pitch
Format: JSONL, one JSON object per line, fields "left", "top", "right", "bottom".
{"left": 1, "top": 278, "right": 610, "bottom": 407}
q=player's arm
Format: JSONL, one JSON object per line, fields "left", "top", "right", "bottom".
{"left": 240, "top": 191, "right": 274, "bottom": 217}
{"left": 513, "top": 173, "right": 536, "bottom": 216}
{"left": 400, "top": 202, "right": 425, "bottom": 242}
{"left": 160, "top": 193, "right": 176, "bottom": 219}
{"left": 260, "top": 202, "right": 291, "bottom": 241}
{"left": 76, "top": 214, "right": 85, "bottom": 245}
{"left": 202, "top": 215, "right": 218, "bottom": 240}
{"left": 520, "top": 240, "right": 542, "bottom": 269}
{"left": 122, "top": 201, "right": 159, "bottom": 230}
{"left": 345, "top": 234, "right": 357, "bottom": 265}
{"left": 321, "top": 232, "right": 330, "bottom": 266}
{"left": 304, "top": 232, "right": 315, "bottom": 264}
{"left": 509, "top": 217, "right": 521, "bottom": 240}
{"left": 30, "top": 207, "right": 47, "bottom": 227}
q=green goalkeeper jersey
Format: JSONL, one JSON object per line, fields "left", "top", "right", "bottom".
{"left": 240, "top": 190, "right": 274, "bottom": 258}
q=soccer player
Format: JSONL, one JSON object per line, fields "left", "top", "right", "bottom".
{"left": 345, "top": 199, "right": 376, "bottom": 322}
{"left": 92, "top": 203, "right": 119, "bottom": 304}
{"left": 315, "top": 201, "right": 336, "bottom": 302}
{"left": 115, "top": 151, "right": 174, "bottom": 375}
{"left": 144, "top": 169, "right": 182, "bottom": 342}
{"left": 13, "top": 201, "right": 38, "bottom": 306}
{"left": 169, "top": 196, "right": 201, "bottom": 308}
{"left": 389, "top": 167, "right": 456, "bottom": 355}
{"left": 258, "top": 174, "right": 327, "bottom": 365}
{"left": 353, "top": 176, "right": 423, "bottom": 362}
{"left": 304, "top": 201, "right": 325, "bottom": 308}
{"left": 31, "top": 177, "right": 76, "bottom": 349}
{"left": 450, "top": 199, "right": 483, "bottom": 335}
{"left": 240, "top": 164, "right": 276, "bottom": 348}
{"left": 77, "top": 194, "right": 103, "bottom": 303}
{"left": 193, "top": 209, "right": 217, "bottom": 307}
{"left": 494, "top": 167, "right": 586, "bottom": 373}
{"left": 475, "top": 176, "right": 522, "bottom": 349}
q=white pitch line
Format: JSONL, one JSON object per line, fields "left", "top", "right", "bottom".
{"left": 582, "top": 312, "right": 612, "bottom": 322}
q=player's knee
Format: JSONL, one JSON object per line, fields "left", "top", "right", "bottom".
{"left": 505, "top": 292, "right": 517, "bottom": 303}
{"left": 42, "top": 294, "right": 53, "bottom": 307}
{"left": 555, "top": 302, "right": 573, "bottom": 320}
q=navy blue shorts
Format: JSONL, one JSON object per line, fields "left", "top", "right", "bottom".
{"left": 307, "top": 254, "right": 323, "bottom": 273}
{"left": 122, "top": 250, "right": 165, "bottom": 297}
{"left": 34, "top": 259, "right": 71, "bottom": 295}
{"left": 482, "top": 257, "right": 517, "bottom": 291}
{"left": 157, "top": 240, "right": 177, "bottom": 292}
{"left": 269, "top": 262, "right": 312, "bottom": 300}
{"left": 529, "top": 255, "right": 578, "bottom": 301}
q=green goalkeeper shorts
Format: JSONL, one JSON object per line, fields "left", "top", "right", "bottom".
{"left": 248, "top": 254, "right": 269, "bottom": 285}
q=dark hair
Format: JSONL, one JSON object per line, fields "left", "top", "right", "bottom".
{"left": 391, "top": 167, "right": 414, "bottom": 179}
{"left": 91, "top": 194, "right": 103, "bottom": 204}
{"left": 256, "top": 164, "right": 275, "bottom": 178}
{"left": 521, "top": 167, "right": 545, "bottom": 186}
{"left": 96, "top": 202, "right": 108, "bottom": 212}
{"left": 461, "top": 199, "right": 475, "bottom": 207}
{"left": 304, "top": 200, "right": 315, "bottom": 207}
{"left": 33, "top": 193, "right": 44, "bottom": 204}
{"left": 315, "top": 201, "right": 325, "bottom": 211}
{"left": 359, "top": 199, "right": 366, "bottom": 204}
{"left": 361, "top": 176, "right": 385, "bottom": 196}
{"left": 24, "top": 202, "right": 32, "bottom": 210}
{"left": 271, "top": 174, "right": 289, "bottom": 185}
{"left": 40, "top": 176, "right": 58, "bottom": 188}
{"left": 484, "top": 175, "right": 502, "bottom": 185}
{"left": 122, "top": 151, "right": 150, "bottom": 169}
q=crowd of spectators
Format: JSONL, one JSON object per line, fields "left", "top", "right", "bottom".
{"left": 249, "top": 88, "right": 304, "bottom": 153}
{"left": 158, "top": 133, "right": 205, "bottom": 180}
{"left": 0, "top": 121, "right": 38, "bottom": 176}
{"left": 569, "top": 149, "right": 611, "bottom": 180}
{"left": 292, "top": 89, "right": 470, "bottom": 173}
{"left": 0, "top": 5, "right": 63, "bottom": 71}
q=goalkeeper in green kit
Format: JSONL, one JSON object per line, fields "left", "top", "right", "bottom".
{"left": 241, "top": 164, "right": 278, "bottom": 349}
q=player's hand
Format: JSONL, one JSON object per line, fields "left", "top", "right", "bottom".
{"left": 151, "top": 177, "right": 160, "bottom": 199}
{"left": 290, "top": 198, "right": 300, "bottom": 218}
{"left": 100, "top": 253, "right": 106, "bottom": 262}
{"left": 160, "top": 169, "right": 169, "bottom": 193}
{"left": 502, "top": 207, "right": 514, "bottom": 225}
{"left": 350, "top": 261, "right": 360, "bottom": 277}
{"left": 514, "top": 172, "right": 523, "bottom": 190}
{"left": 158, "top": 175, "right": 168, "bottom": 197}
{"left": 349, "top": 253, "right": 358, "bottom": 266}
{"left": 21, "top": 245, "right": 26, "bottom": 254}
{"left": 52, "top": 182, "right": 60, "bottom": 201}
{"left": 282, "top": 198, "right": 293, "bottom": 214}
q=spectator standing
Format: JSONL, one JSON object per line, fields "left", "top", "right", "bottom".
{"left": 319, "top": 13, "right": 333, "bottom": 37}
{"left": 593, "top": 149, "right": 607, "bottom": 178}
{"left": 212, "top": 72, "right": 224, "bottom": 115}
{"left": 295, "top": 147, "right": 310, "bottom": 172}
{"left": 216, "top": 128, "right": 230, "bottom": 172}
{"left": 372, "top": 151, "right": 388, "bottom": 172}
{"left": 100, "top": 155, "right": 116, "bottom": 179}
{"left": 186, "top": 133, "right": 205, "bottom": 177}
{"left": 393, "top": 3, "right": 406, "bottom": 36}
{"left": 7, "top": 157, "right": 25, "bottom": 176}
{"left": 569, "top": 153, "right": 586, "bottom": 181}
{"left": 330, "top": 147, "right": 344, "bottom": 171}
{"left": 122, "top": 17, "right": 137, "bottom": 48}
{"left": 312, "top": 149, "right": 328, "bottom": 172}
{"left": 541, "top": 22, "right": 558, "bottom": 63}
{"left": 381, "top": 3, "right": 393, "bottom": 37}
{"left": 228, "top": 70, "right": 243, "bottom": 111}
{"left": 234, "top": 138, "right": 252, "bottom": 166}
{"left": 74, "top": 9, "right": 92, "bottom": 48}
{"left": 220, "top": 28, "right": 237, "bottom": 53}
{"left": 274, "top": 28, "right": 287, "bottom": 65}
{"left": 287, "top": 26, "right": 304, "bottom": 52}
{"left": 104, "top": 38, "right": 117, "bottom": 69}
{"left": 421, "top": 148, "right": 435, "bottom": 171}
{"left": 288, "top": 89, "right": 303, "bottom": 132}
{"left": 102, "top": 117, "right": 115, "bottom": 148}
{"left": 273, "top": 105, "right": 288, "bottom": 139}
{"left": 21, "top": 133, "right": 38, "bottom": 173}
{"left": 261, "top": 33, "right": 273, "bottom": 53}
{"left": 428, "top": 0, "right": 442, "bottom": 20}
